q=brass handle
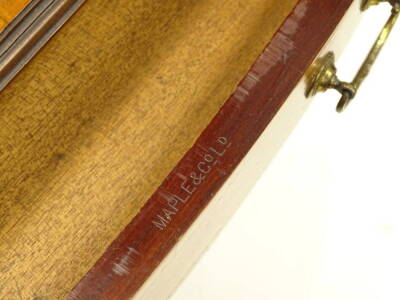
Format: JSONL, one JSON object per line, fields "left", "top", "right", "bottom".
{"left": 306, "top": 0, "right": 400, "bottom": 112}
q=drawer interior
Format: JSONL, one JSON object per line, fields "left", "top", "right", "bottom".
{"left": 0, "top": 0, "right": 297, "bottom": 298}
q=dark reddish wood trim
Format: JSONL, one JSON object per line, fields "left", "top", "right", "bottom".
{"left": 69, "top": 0, "right": 354, "bottom": 299}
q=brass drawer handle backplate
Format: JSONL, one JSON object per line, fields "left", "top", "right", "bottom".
{"left": 306, "top": 0, "right": 399, "bottom": 112}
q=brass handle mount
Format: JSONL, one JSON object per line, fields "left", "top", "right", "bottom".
{"left": 306, "top": 0, "right": 400, "bottom": 112}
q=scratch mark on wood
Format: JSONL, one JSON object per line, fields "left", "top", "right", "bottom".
{"left": 112, "top": 247, "right": 140, "bottom": 277}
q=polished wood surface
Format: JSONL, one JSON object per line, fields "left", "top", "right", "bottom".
{"left": 0, "top": 0, "right": 298, "bottom": 298}
{"left": 71, "top": 0, "right": 355, "bottom": 299}
{"left": 0, "top": 0, "right": 30, "bottom": 31}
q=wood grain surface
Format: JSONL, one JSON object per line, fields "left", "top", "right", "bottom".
{"left": 0, "top": 0, "right": 30, "bottom": 31}
{"left": 0, "top": 0, "right": 298, "bottom": 298}
{"left": 71, "top": 0, "right": 355, "bottom": 299}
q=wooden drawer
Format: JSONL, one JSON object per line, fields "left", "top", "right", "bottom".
{"left": 0, "top": 0, "right": 386, "bottom": 299}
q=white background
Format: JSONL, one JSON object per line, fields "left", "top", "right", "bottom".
{"left": 172, "top": 5, "right": 400, "bottom": 300}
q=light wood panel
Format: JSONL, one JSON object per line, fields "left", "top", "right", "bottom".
{"left": 0, "top": 17, "right": 6, "bottom": 30}
{"left": 0, "top": 0, "right": 30, "bottom": 31}
{"left": 0, "top": 0, "right": 297, "bottom": 298}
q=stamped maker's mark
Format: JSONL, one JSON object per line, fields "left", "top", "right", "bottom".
{"left": 152, "top": 136, "right": 231, "bottom": 231}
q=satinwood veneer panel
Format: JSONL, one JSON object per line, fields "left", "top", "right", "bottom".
{"left": 0, "top": 0, "right": 30, "bottom": 31}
